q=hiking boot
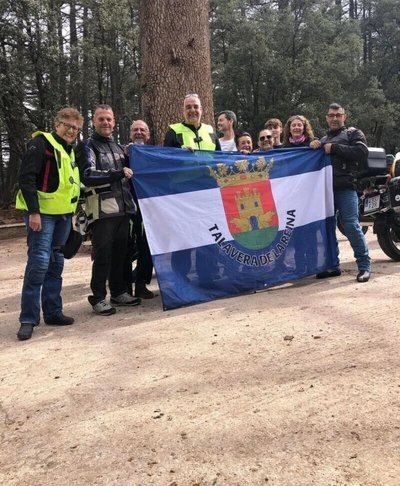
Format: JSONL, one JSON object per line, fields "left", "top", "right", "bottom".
{"left": 110, "top": 292, "right": 141, "bottom": 306}
{"left": 44, "top": 314, "right": 74, "bottom": 326}
{"left": 17, "top": 323, "right": 34, "bottom": 341}
{"left": 357, "top": 270, "right": 371, "bottom": 283}
{"left": 316, "top": 268, "right": 342, "bottom": 279}
{"left": 135, "top": 284, "right": 155, "bottom": 299}
{"left": 92, "top": 300, "right": 116, "bottom": 316}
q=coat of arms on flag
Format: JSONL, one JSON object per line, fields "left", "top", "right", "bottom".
{"left": 209, "top": 157, "right": 277, "bottom": 250}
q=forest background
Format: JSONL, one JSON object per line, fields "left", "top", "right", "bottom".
{"left": 0, "top": 0, "right": 399, "bottom": 206}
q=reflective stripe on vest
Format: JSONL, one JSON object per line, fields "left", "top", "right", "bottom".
{"left": 169, "top": 123, "right": 216, "bottom": 150}
{"left": 16, "top": 131, "right": 80, "bottom": 214}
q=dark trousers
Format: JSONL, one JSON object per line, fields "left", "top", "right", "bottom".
{"left": 134, "top": 216, "right": 153, "bottom": 285}
{"left": 89, "top": 216, "right": 130, "bottom": 305}
{"left": 124, "top": 214, "right": 153, "bottom": 295}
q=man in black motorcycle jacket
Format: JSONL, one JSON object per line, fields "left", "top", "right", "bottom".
{"left": 311, "top": 103, "right": 371, "bottom": 283}
{"left": 76, "top": 105, "right": 141, "bottom": 315}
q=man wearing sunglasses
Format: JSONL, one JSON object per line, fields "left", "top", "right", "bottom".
{"left": 15, "top": 107, "right": 83, "bottom": 340}
{"left": 256, "top": 128, "right": 275, "bottom": 152}
{"left": 311, "top": 103, "right": 371, "bottom": 283}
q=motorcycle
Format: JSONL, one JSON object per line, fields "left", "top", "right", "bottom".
{"left": 338, "top": 149, "right": 400, "bottom": 261}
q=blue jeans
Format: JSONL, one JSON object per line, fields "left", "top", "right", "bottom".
{"left": 334, "top": 189, "right": 371, "bottom": 271}
{"left": 19, "top": 214, "right": 71, "bottom": 325}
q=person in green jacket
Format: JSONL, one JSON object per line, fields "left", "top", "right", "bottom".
{"left": 16, "top": 107, "right": 83, "bottom": 341}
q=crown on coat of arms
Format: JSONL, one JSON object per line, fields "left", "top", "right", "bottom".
{"left": 209, "top": 157, "right": 273, "bottom": 187}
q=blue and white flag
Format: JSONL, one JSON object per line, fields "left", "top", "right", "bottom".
{"left": 130, "top": 146, "right": 338, "bottom": 310}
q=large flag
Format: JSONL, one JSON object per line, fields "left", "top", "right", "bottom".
{"left": 130, "top": 146, "right": 338, "bottom": 310}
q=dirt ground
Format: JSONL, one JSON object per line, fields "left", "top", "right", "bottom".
{"left": 0, "top": 231, "right": 399, "bottom": 486}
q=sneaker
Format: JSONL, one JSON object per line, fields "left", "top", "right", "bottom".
{"left": 92, "top": 300, "right": 116, "bottom": 316}
{"left": 44, "top": 314, "right": 74, "bottom": 326}
{"left": 135, "top": 284, "right": 155, "bottom": 299}
{"left": 357, "top": 270, "right": 371, "bottom": 282}
{"left": 316, "top": 268, "right": 342, "bottom": 279}
{"left": 110, "top": 292, "right": 141, "bottom": 306}
{"left": 17, "top": 323, "right": 34, "bottom": 341}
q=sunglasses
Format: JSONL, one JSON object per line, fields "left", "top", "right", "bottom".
{"left": 259, "top": 135, "right": 272, "bottom": 141}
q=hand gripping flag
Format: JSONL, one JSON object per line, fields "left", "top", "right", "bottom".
{"left": 130, "top": 146, "right": 338, "bottom": 310}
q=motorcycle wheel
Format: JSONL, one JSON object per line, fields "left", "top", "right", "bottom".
{"left": 337, "top": 220, "right": 368, "bottom": 237}
{"left": 376, "top": 225, "right": 400, "bottom": 261}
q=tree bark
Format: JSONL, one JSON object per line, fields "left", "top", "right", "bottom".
{"left": 81, "top": 5, "right": 90, "bottom": 139}
{"left": 139, "top": 0, "right": 214, "bottom": 144}
{"left": 69, "top": 0, "right": 80, "bottom": 108}
{"left": 57, "top": 1, "right": 67, "bottom": 106}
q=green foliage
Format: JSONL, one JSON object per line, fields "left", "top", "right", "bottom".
{"left": 1, "top": 0, "right": 400, "bottom": 205}
{"left": 210, "top": 0, "right": 400, "bottom": 152}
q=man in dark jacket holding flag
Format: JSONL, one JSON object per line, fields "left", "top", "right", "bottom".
{"left": 311, "top": 103, "right": 371, "bottom": 282}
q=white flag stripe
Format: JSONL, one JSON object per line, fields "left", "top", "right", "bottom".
{"left": 271, "top": 165, "right": 334, "bottom": 230}
{"left": 139, "top": 166, "right": 334, "bottom": 255}
{"left": 139, "top": 188, "right": 232, "bottom": 254}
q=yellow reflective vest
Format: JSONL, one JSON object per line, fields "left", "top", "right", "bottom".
{"left": 169, "top": 123, "right": 217, "bottom": 150}
{"left": 16, "top": 131, "right": 80, "bottom": 214}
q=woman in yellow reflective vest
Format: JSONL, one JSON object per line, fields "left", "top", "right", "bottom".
{"left": 15, "top": 107, "right": 83, "bottom": 341}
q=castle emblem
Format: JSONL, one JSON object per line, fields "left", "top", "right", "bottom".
{"left": 209, "top": 157, "right": 278, "bottom": 250}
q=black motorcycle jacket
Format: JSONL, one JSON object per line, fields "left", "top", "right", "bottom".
{"left": 320, "top": 126, "right": 368, "bottom": 190}
{"left": 76, "top": 131, "right": 136, "bottom": 225}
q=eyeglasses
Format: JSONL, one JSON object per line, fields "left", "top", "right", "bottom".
{"left": 327, "top": 113, "right": 344, "bottom": 119}
{"left": 61, "top": 121, "right": 81, "bottom": 132}
{"left": 259, "top": 135, "right": 272, "bottom": 141}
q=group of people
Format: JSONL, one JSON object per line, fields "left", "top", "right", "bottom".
{"left": 15, "top": 94, "right": 371, "bottom": 341}
{"left": 218, "top": 112, "right": 316, "bottom": 153}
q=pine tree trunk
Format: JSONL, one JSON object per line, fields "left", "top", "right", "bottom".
{"left": 57, "top": 1, "right": 67, "bottom": 106}
{"left": 81, "top": 5, "right": 90, "bottom": 139}
{"left": 69, "top": 0, "right": 80, "bottom": 108}
{"left": 139, "top": 0, "right": 214, "bottom": 144}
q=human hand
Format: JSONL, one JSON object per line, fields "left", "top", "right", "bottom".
{"left": 182, "top": 146, "right": 194, "bottom": 152}
{"left": 323, "top": 143, "right": 332, "bottom": 154}
{"left": 310, "top": 140, "right": 321, "bottom": 149}
{"left": 123, "top": 167, "right": 133, "bottom": 179}
{"left": 29, "top": 213, "right": 42, "bottom": 232}
{"left": 123, "top": 143, "right": 133, "bottom": 156}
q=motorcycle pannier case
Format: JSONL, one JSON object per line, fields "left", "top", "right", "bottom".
{"left": 365, "top": 147, "right": 388, "bottom": 176}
